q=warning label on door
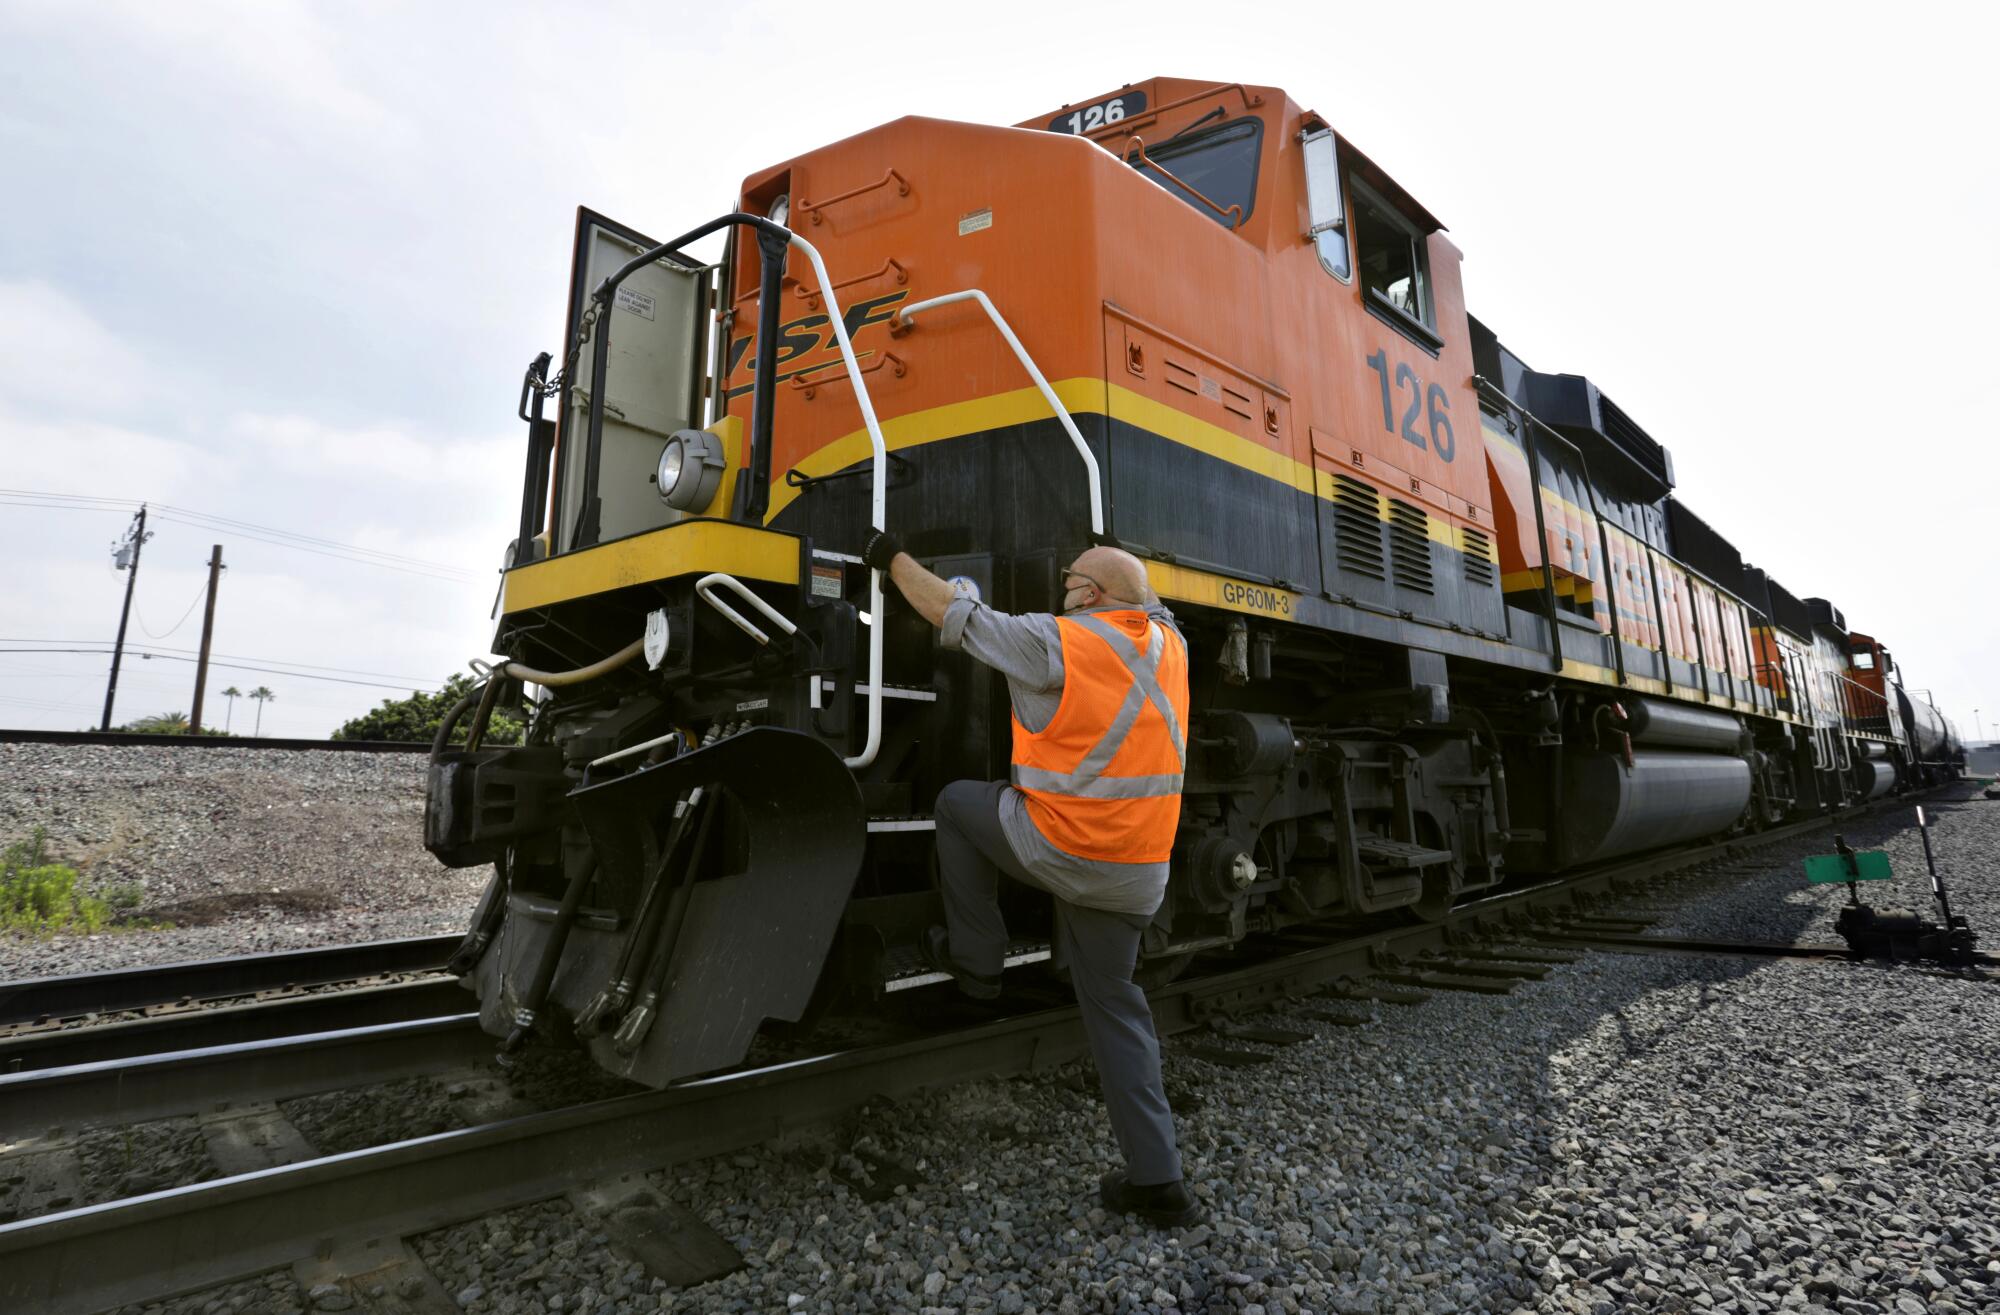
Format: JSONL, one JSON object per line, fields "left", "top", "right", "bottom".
{"left": 615, "top": 287, "right": 656, "bottom": 320}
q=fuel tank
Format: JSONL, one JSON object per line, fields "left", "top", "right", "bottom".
{"left": 1855, "top": 759, "right": 1896, "bottom": 800}
{"left": 1895, "top": 684, "right": 1948, "bottom": 761}
{"left": 1618, "top": 697, "right": 1745, "bottom": 753}
{"left": 1562, "top": 750, "right": 1751, "bottom": 866}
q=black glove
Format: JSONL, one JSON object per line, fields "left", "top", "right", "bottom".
{"left": 861, "top": 527, "right": 903, "bottom": 572}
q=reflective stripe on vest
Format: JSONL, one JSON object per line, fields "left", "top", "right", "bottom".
{"left": 1010, "top": 610, "right": 1190, "bottom": 864}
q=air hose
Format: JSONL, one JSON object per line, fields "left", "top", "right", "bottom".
{"left": 573, "top": 786, "right": 705, "bottom": 1037}
{"left": 501, "top": 854, "right": 597, "bottom": 1055}
{"left": 614, "top": 793, "right": 720, "bottom": 1056}
{"left": 497, "top": 639, "right": 644, "bottom": 688}
{"left": 445, "top": 849, "right": 511, "bottom": 977}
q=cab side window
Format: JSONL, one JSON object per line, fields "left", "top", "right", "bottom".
{"left": 1352, "top": 178, "right": 1431, "bottom": 330}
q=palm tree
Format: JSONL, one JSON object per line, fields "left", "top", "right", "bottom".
{"left": 221, "top": 686, "right": 242, "bottom": 732}
{"left": 248, "top": 686, "right": 275, "bottom": 736}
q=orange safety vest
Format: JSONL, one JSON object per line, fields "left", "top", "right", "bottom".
{"left": 1010, "top": 610, "right": 1190, "bottom": 863}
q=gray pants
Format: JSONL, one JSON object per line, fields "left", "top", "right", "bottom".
{"left": 932, "top": 779, "right": 1182, "bottom": 1185}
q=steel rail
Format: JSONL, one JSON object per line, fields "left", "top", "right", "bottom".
{"left": 0, "top": 978, "right": 468, "bottom": 1074}
{"left": 0, "top": 934, "right": 460, "bottom": 1026}
{"left": 0, "top": 1014, "right": 488, "bottom": 1136}
{"left": 0, "top": 809, "right": 1851, "bottom": 1314}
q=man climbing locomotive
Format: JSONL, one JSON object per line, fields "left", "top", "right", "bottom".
{"left": 862, "top": 530, "right": 1198, "bottom": 1227}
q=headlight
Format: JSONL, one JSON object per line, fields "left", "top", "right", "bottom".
{"left": 768, "top": 193, "right": 790, "bottom": 228}
{"left": 655, "top": 429, "right": 727, "bottom": 511}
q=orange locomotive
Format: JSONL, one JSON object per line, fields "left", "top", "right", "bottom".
{"left": 427, "top": 77, "right": 1962, "bottom": 1087}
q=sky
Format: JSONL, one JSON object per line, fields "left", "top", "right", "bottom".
{"left": 1, "top": 1, "right": 1996, "bottom": 739}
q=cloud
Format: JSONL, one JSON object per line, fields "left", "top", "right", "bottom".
{"left": 0, "top": 412, "right": 209, "bottom": 505}
{"left": 6, "top": 0, "right": 394, "bottom": 138}
{"left": 0, "top": 280, "right": 167, "bottom": 415}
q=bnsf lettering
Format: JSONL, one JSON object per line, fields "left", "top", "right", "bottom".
{"left": 1219, "top": 581, "right": 1292, "bottom": 615}
{"left": 725, "top": 289, "right": 910, "bottom": 396}
{"left": 771, "top": 313, "right": 828, "bottom": 368}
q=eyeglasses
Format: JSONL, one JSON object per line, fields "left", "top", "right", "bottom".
{"left": 1062, "top": 569, "right": 1103, "bottom": 596}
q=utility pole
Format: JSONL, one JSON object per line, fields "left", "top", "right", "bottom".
{"left": 187, "top": 544, "right": 226, "bottom": 733}
{"left": 100, "top": 504, "right": 152, "bottom": 732}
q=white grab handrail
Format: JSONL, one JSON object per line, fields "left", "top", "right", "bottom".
{"left": 696, "top": 572, "right": 798, "bottom": 646}
{"left": 893, "top": 288, "right": 1104, "bottom": 536}
{"left": 780, "top": 233, "right": 888, "bottom": 769}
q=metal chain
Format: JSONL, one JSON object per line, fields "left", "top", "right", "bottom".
{"left": 544, "top": 300, "right": 602, "bottom": 397}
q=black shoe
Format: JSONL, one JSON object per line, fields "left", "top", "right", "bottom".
{"left": 1099, "top": 1171, "right": 1202, "bottom": 1227}
{"left": 919, "top": 926, "right": 1001, "bottom": 1000}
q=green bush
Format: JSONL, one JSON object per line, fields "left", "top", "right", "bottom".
{"left": 333, "top": 672, "right": 524, "bottom": 745}
{"left": 1, "top": 829, "right": 112, "bottom": 934}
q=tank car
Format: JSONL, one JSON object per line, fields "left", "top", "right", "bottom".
{"left": 425, "top": 77, "right": 1956, "bottom": 1087}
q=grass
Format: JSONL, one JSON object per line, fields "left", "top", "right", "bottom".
{"left": 0, "top": 829, "right": 171, "bottom": 935}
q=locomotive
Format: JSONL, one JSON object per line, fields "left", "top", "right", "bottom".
{"left": 425, "top": 77, "right": 1963, "bottom": 1087}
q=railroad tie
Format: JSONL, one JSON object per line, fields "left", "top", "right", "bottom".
{"left": 1428, "top": 958, "right": 1550, "bottom": 981}
{"left": 1228, "top": 1025, "right": 1313, "bottom": 1047}
{"left": 1294, "top": 1006, "right": 1373, "bottom": 1028}
{"left": 1372, "top": 970, "right": 1515, "bottom": 996}
{"left": 1557, "top": 917, "right": 1655, "bottom": 934}
{"left": 1318, "top": 983, "right": 1431, "bottom": 1006}
{"left": 198, "top": 1104, "right": 318, "bottom": 1176}
{"left": 570, "top": 1176, "right": 746, "bottom": 1288}
{"left": 1176, "top": 1043, "right": 1276, "bottom": 1068}
{"left": 0, "top": 1138, "right": 83, "bottom": 1225}
{"left": 293, "top": 1236, "right": 462, "bottom": 1315}
{"left": 1458, "top": 946, "right": 1582, "bottom": 966}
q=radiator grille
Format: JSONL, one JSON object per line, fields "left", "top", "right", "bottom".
{"left": 1329, "top": 474, "right": 1384, "bottom": 580}
{"left": 1388, "top": 498, "right": 1433, "bottom": 594}
{"left": 1461, "top": 526, "right": 1496, "bottom": 588}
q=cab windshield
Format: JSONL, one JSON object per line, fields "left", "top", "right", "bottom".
{"left": 1127, "top": 118, "right": 1262, "bottom": 227}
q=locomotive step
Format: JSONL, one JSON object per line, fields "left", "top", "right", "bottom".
{"left": 881, "top": 939, "right": 1052, "bottom": 992}
{"left": 867, "top": 816, "right": 937, "bottom": 833}
{"left": 1355, "top": 837, "right": 1455, "bottom": 870}
{"left": 817, "top": 678, "right": 938, "bottom": 702}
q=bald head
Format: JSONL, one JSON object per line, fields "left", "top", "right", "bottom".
{"left": 1063, "top": 545, "right": 1153, "bottom": 611}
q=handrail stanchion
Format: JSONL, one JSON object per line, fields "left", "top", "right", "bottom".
{"left": 783, "top": 233, "right": 890, "bottom": 770}
{"left": 893, "top": 289, "right": 1105, "bottom": 537}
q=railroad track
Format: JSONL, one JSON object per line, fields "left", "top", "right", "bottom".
{"left": 0, "top": 807, "right": 1879, "bottom": 1315}
{"left": 0, "top": 728, "right": 431, "bottom": 752}
{"left": 0, "top": 934, "right": 460, "bottom": 1028}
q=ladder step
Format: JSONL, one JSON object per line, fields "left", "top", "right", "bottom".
{"left": 881, "top": 939, "right": 1050, "bottom": 992}
{"left": 1355, "top": 837, "right": 1455, "bottom": 870}
{"left": 819, "top": 679, "right": 938, "bottom": 703}
{"left": 867, "top": 817, "right": 935, "bottom": 833}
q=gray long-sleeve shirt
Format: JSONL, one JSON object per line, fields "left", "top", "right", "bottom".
{"left": 939, "top": 595, "right": 1182, "bottom": 916}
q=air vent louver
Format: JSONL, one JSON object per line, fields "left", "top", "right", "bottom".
{"left": 1462, "top": 526, "right": 1496, "bottom": 588}
{"left": 1330, "top": 474, "right": 1385, "bottom": 580}
{"left": 1388, "top": 498, "right": 1434, "bottom": 594}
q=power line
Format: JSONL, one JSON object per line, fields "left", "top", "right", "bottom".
{"left": 0, "top": 638, "right": 444, "bottom": 684}
{"left": 149, "top": 513, "right": 479, "bottom": 583}
{"left": 0, "top": 489, "right": 488, "bottom": 582}
{"left": 136, "top": 577, "right": 211, "bottom": 640}
{"left": 0, "top": 648, "right": 442, "bottom": 693}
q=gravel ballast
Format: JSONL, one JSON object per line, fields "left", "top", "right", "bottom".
{"left": 0, "top": 742, "right": 487, "bottom": 979}
{"left": 28, "top": 754, "right": 1999, "bottom": 1315}
{"left": 380, "top": 790, "right": 2000, "bottom": 1314}
{"left": 1638, "top": 788, "right": 1998, "bottom": 945}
